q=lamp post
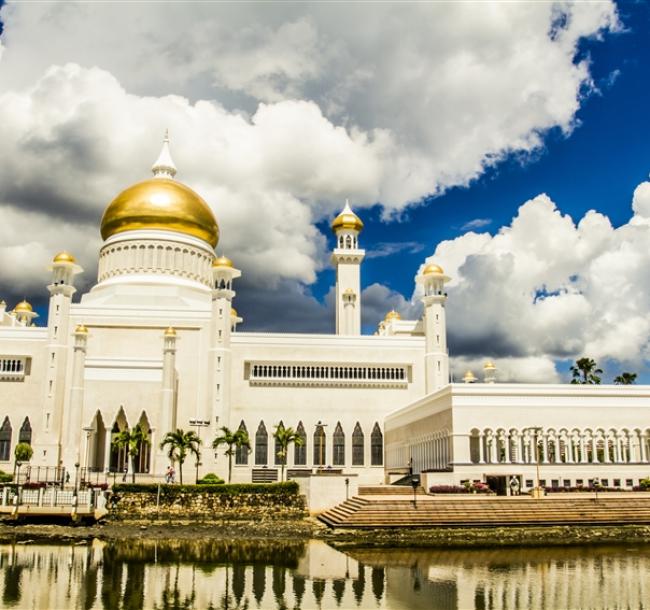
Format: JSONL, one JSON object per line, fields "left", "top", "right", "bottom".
{"left": 189, "top": 418, "right": 210, "bottom": 483}
{"left": 316, "top": 421, "right": 328, "bottom": 471}
{"left": 83, "top": 426, "right": 94, "bottom": 486}
{"left": 74, "top": 462, "right": 80, "bottom": 495}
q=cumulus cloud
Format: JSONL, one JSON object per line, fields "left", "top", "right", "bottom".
{"left": 415, "top": 179, "right": 650, "bottom": 377}
{"left": 0, "top": 2, "right": 621, "bottom": 320}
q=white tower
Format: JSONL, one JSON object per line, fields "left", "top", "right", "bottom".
{"left": 44, "top": 252, "right": 83, "bottom": 464}
{"left": 331, "top": 200, "right": 365, "bottom": 335}
{"left": 417, "top": 263, "right": 451, "bottom": 393}
{"left": 209, "top": 255, "right": 241, "bottom": 430}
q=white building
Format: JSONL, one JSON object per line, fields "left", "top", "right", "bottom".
{"left": 1, "top": 136, "right": 649, "bottom": 492}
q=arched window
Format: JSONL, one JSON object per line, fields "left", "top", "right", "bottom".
{"left": 333, "top": 422, "right": 345, "bottom": 466}
{"left": 352, "top": 423, "right": 364, "bottom": 466}
{"left": 275, "top": 421, "right": 285, "bottom": 465}
{"left": 235, "top": 421, "right": 249, "bottom": 465}
{"left": 134, "top": 413, "right": 151, "bottom": 473}
{"left": 255, "top": 421, "right": 268, "bottom": 465}
{"left": 371, "top": 423, "right": 383, "bottom": 466}
{"left": 294, "top": 422, "right": 307, "bottom": 466}
{"left": 18, "top": 417, "right": 32, "bottom": 445}
{"left": 0, "top": 417, "right": 11, "bottom": 461}
{"left": 314, "top": 424, "right": 326, "bottom": 466}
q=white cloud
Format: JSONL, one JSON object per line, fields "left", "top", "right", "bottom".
{"left": 460, "top": 218, "right": 492, "bottom": 231}
{"left": 415, "top": 180, "right": 650, "bottom": 378}
{"left": 0, "top": 2, "right": 622, "bottom": 318}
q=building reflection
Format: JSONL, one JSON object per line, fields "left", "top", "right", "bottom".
{"left": 0, "top": 539, "right": 649, "bottom": 609}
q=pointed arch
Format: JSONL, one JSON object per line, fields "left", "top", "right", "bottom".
{"left": 18, "top": 417, "right": 32, "bottom": 445}
{"left": 314, "top": 423, "right": 326, "bottom": 466}
{"left": 134, "top": 412, "right": 151, "bottom": 473}
{"left": 91, "top": 410, "right": 107, "bottom": 471}
{"left": 0, "top": 417, "right": 11, "bottom": 461}
{"left": 275, "top": 420, "right": 285, "bottom": 466}
{"left": 235, "top": 420, "right": 249, "bottom": 465}
{"left": 255, "top": 421, "right": 268, "bottom": 465}
{"left": 109, "top": 408, "right": 129, "bottom": 472}
{"left": 294, "top": 421, "right": 307, "bottom": 466}
{"left": 371, "top": 423, "right": 383, "bottom": 466}
{"left": 333, "top": 422, "right": 345, "bottom": 466}
{"left": 352, "top": 422, "right": 364, "bottom": 466}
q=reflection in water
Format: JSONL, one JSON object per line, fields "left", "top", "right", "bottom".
{"left": 0, "top": 539, "right": 649, "bottom": 609}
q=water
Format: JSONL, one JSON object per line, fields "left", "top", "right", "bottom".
{"left": 0, "top": 539, "right": 649, "bottom": 609}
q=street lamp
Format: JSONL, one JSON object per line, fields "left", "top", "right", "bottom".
{"left": 83, "top": 426, "right": 94, "bottom": 486}
{"left": 316, "top": 421, "right": 328, "bottom": 471}
{"left": 189, "top": 418, "right": 210, "bottom": 483}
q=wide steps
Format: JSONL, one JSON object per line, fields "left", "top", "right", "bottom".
{"left": 318, "top": 496, "right": 650, "bottom": 529}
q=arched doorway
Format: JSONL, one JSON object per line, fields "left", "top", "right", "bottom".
{"left": 109, "top": 409, "right": 129, "bottom": 473}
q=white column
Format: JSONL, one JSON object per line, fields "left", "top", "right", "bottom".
{"left": 160, "top": 328, "right": 177, "bottom": 436}
{"left": 541, "top": 434, "right": 549, "bottom": 464}
{"left": 592, "top": 435, "right": 599, "bottom": 463}
{"left": 580, "top": 434, "right": 588, "bottom": 463}
{"left": 62, "top": 325, "right": 88, "bottom": 470}
{"left": 478, "top": 433, "right": 485, "bottom": 464}
{"left": 639, "top": 431, "right": 647, "bottom": 463}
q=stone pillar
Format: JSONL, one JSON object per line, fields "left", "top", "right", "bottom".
{"left": 478, "top": 433, "right": 485, "bottom": 464}
{"left": 591, "top": 435, "right": 599, "bottom": 463}
{"left": 541, "top": 434, "right": 549, "bottom": 464}
{"left": 639, "top": 431, "right": 647, "bottom": 463}
{"left": 161, "top": 327, "right": 177, "bottom": 435}
{"left": 62, "top": 325, "right": 88, "bottom": 470}
{"left": 580, "top": 435, "right": 588, "bottom": 463}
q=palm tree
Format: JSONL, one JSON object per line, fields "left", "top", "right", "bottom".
{"left": 159, "top": 429, "right": 201, "bottom": 484}
{"left": 614, "top": 372, "right": 637, "bottom": 385}
{"left": 273, "top": 424, "right": 304, "bottom": 482}
{"left": 570, "top": 357, "right": 603, "bottom": 385}
{"left": 212, "top": 426, "right": 251, "bottom": 483}
{"left": 112, "top": 425, "right": 149, "bottom": 483}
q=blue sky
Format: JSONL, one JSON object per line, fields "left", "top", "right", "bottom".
{"left": 0, "top": 1, "right": 648, "bottom": 383}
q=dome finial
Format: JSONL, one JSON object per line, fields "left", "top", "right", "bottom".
{"left": 152, "top": 130, "right": 177, "bottom": 179}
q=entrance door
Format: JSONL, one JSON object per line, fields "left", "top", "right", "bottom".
{"left": 486, "top": 475, "right": 508, "bottom": 496}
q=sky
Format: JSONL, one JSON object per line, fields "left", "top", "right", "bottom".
{"left": 0, "top": 1, "right": 648, "bottom": 384}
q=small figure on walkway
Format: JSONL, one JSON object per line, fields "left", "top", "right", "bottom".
{"left": 509, "top": 476, "right": 520, "bottom": 496}
{"left": 165, "top": 465, "right": 174, "bottom": 484}
{"left": 122, "top": 466, "right": 128, "bottom": 482}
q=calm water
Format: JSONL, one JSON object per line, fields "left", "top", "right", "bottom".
{"left": 0, "top": 538, "right": 649, "bottom": 609}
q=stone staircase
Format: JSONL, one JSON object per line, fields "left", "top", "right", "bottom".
{"left": 358, "top": 485, "right": 425, "bottom": 496}
{"left": 318, "top": 495, "right": 650, "bottom": 529}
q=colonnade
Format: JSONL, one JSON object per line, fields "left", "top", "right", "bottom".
{"left": 386, "top": 430, "right": 451, "bottom": 473}
{"left": 471, "top": 427, "right": 650, "bottom": 465}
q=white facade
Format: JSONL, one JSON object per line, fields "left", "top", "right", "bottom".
{"left": 0, "top": 143, "right": 447, "bottom": 485}
{"left": 1, "top": 140, "right": 647, "bottom": 491}
{"left": 385, "top": 383, "right": 650, "bottom": 492}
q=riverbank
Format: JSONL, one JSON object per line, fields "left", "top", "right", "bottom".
{"left": 2, "top": 519, "right": 650, "bottom": 549}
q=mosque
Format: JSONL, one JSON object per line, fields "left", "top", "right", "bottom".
{"left": 1, "top": 136, "right": 649, "bottom": 493}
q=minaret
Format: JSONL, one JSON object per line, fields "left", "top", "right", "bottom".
{"left": 44, "top": 252, "right": 83, "bottom": 465}
{"left": 331, "top": 200, "right": 365, "bottom": 335}
{"left": 417, "top": 263, "right": 451, "bottom": 393}
{"left": 209, "top": 255, "right": 241, "bottom": 429}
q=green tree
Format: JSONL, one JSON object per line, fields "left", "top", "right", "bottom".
{"left": 570, "top": 357, "right": 603, "bottom": 385}
{"left": 212, "top": 426, "right": 251, "bottom": 483}
{"left": 112, "top": 425, "right": 149, "bottom": 484}
{"left": 273, "top": 424, "right": 304, "bottom": 482}
{"left": 614, "top": 372, "right": 637, "bottom": 385}
{"left": 159, "top": 429, "right": 201, "bottom": 484}
{"left": 13, "top": 442, "right": 33, "bottom": 482}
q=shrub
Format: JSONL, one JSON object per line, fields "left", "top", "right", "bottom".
{"left": 429, "top": 485, "right": 468, "bottom": 494}
{"left": 0, "top": 470, "right": 12, "bottom": 483}
{"left": 113, "top": 481, "right": 299, "bottom": 495}
{"left": 197, "top": 473, "right": 224, "bottom": 485}
{"left": 639, "top": 477, "right": 650, "bottom": 491}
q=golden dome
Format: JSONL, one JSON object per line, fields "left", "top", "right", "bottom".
{"left": 463, "top": 370, "right": 477, "bottom": 383}
{"left": 423, "top": 263, "right": 444, "bottom": 275}
{"left": 53, "top": 251, "right": 76, "bottom": 264}
{"left": 14, "top": 300, "right": 33, "bottom": 313}
{"left": 100, "top": 178, "right": 219, "bottom": 248}
{"left": 213, "top": 255, "right": 233, "bottom": 268}
{"left": 484, "top": 360, "right": 496, "bottom": 369}
{"left": 74, "top": 324, "right": 88, "bottom": 334}
{"left": 384, "top": 309, "right": 401, "bottom": 322}
{"left": 164, "top": 326, "right": 176, "bottom": 337}
{"left": 331, "top": 201, "right": 364, "bottom": 233}
{"left": 230, "top": 307, "right": 238, "bottom": 317}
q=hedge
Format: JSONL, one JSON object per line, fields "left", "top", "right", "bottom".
{"left": 112, "top": 481, "right": 299, "bottom": 495}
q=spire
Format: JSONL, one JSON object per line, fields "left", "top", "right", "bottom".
{"left": 152, "top": 130, "right": 177, "bottom": 179}
{"left": 331, "top": 198, "right": 364, "bottom": 233}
